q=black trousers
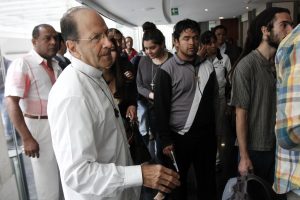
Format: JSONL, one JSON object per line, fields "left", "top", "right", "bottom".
{"left": 168, "top": 132, "right": 217, "bottom": 200}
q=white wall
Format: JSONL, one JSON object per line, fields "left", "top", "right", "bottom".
{"left": 157, "top": 24, "right": 174, "bottom": 51}
{"left": 209, "top": 20, "right": 221, "bottom": 31}
{"left": 103, "top": 13, "right": 176, "bottom": 52}
{"left": 0, "top": 38, "right": 32, "bottom": 60}
{"left": 273, "top": 2, "right": 294, "bottom": 19}
{"left": 256, "top": 4, "right": 267, "bottom": 16}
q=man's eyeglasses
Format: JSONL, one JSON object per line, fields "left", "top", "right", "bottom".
{"left": 75, "top": 33, "right": 107, "bottom": 44}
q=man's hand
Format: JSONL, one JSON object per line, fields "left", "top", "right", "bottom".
{"left": 197, "top": 45, "right": 207, "bottom": 59}
{"left": 23, "top": 136, "right": 40, "bottom": 158}
{"left": 6, "top": 96, "right": 40, "bottom": 158}
{"left": 238, "top": 156, "right": 253, "bottom": 176}
{"left": 163, "top": 145, "right": 174, "bottom": 156}
{"left": 141, "top": 164, "right": 180, "bottom": 193}
{"left": 126, "top": 105, "right": 137, "bottom": 121}
{"left": 149, "top": 92, "right": 154, "bottom": 100}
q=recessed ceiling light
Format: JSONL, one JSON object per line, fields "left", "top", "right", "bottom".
{"left": 246, "top": 6, "right": 249, "bottom": 9}
{"left": 204, "top": 8, "right": 208, "bottom": 12}
{"left": 219, "top": 17, "right": 224, "bottom": 19}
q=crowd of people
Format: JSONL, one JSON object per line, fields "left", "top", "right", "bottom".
{"left": 1, "top": 4, "right": 300, "bottom": 200}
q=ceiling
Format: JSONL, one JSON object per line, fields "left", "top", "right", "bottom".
{"left": 0, "top": 0, "right": 291, "bottom": 39}
{"left": 0, "top": 0, "right": 81, "bottom": 38}
{"left": 80, "top": 0, "right": 268, "bottom": 26}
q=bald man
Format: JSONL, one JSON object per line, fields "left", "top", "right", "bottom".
{"left": 5, "top": 24, "right": 62, "bottom": 200}
{"left": 47, "top": 7, "right": 180, "bottom": 200}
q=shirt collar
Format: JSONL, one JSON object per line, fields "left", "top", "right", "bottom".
{"left": 56, "top": 54, "right": 65, "bottom": 61}
{"left": 253, "top": 49, "right": 275, "bottom": 72}
{"left": 174, "top": 53, "right": 202, "bottom": 66}
{"left": 30, "top": 49, "right": 46, "bottom": 65}
{"left": 30, "top": 49, "right": 58, "bottom": 66}
{"left": 70, "top": 55, "right": 103, "bottom": 78}
{"left": 208, "top": 55, "right": 217, "bottom": 63}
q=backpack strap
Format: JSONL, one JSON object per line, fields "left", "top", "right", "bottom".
{"left": 245, "top": 174, "right": 274, "bottom": 200}
{"left": 231, "top": 176, "right": 249, "bottom": 200}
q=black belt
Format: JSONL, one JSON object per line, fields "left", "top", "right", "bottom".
{"left": 24, "top": 114, "right": 48, "bottom": 119}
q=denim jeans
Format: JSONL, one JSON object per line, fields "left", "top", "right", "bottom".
{"left": 137, "top": 100, "right": 149, "bottom": 136}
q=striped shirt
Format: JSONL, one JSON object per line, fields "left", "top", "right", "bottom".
{"left": 5, "top": 50, "right": 61, "bottom": 116}
{"left": 273, "top": 24, "right": 300, "bottom": 195}
{"left": 230, "top": 50, "right": 276, "bottom": 151}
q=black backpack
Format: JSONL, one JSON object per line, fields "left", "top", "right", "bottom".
{"left": 222, "top": 174, "right": 275, "bottom": 200}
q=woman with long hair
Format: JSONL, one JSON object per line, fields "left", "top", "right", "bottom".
{"left": 136, "top": 28, "right": 172, "bottom": 154}
{"left": 103, "top": 38, "right": 137, "bottom": 121}
{"left": 136, "top": 27, "right": 173, "bottom": 200}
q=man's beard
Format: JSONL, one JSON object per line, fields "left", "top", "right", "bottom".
{"left": 267, "top": 31, "right": 279, "bottom": 49}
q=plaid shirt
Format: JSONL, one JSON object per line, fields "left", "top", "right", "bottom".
{"left": 273, "top": 24, "right": 300, "bottom": 194}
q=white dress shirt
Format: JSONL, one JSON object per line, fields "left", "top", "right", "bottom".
{"left": 47, "top": 56, "right": 143, "bottom": 200}
{"left": 5, "top": 50, "right": 61, "bottom": 115}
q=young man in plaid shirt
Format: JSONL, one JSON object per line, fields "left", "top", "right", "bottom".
{"left": 274, "top": 24, "right": 300, "bottom": 199}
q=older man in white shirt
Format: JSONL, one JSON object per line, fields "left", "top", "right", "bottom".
{"left": 47, "top": 6, "right": 180, "bottom": 200}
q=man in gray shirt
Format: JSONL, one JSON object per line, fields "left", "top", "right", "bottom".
{"left": 230, "top": 7, "right": 293, "bottom": 184}
{"left": 155, "top": 19, "right": 218, "bottom": 200}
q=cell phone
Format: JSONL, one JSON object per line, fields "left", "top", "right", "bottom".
{"left": 170, "top": 150, "right": 179, "bottom": 172}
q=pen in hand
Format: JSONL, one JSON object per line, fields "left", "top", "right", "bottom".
{"left": 170, "top": 150, "right": 179, "bottom": 172}
{"left": 154, "top": 150, "right": 179, "bottom": 200}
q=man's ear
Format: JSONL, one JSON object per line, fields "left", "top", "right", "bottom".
{"left": 261, "top": 26, "right": 269, "bottom": 35}
{"left": 66, "top": 40, "right": 80, "bottom": 58}
{"left": 32, "top": 38, "right": 36, "bottom": 47}
{"left": 261, "top": 26, "right": 270, "bottom": 40}
{"left": 174, "top": 38, "right": 180, "bottom": 49}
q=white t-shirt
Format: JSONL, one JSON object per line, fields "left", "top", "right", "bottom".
{"left": 219, "top": 43, "right": 226, "bottom": 55}
{"left": 209, "top": 54, "right": 231, "bottom": 97}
